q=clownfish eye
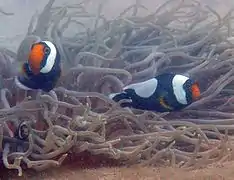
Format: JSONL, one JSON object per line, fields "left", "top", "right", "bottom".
{"left": 44, "top": 47, "right": 50, "bottom": 55}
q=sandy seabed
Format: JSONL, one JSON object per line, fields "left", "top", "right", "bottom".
{"left": 2, "top": 164, "right": 234, "bottom": 180}
{"left": 0, "top": 151, "right": 233, "bottom": 180}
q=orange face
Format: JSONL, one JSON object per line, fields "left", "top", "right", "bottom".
{"left": 191, "top": 82, "right": 201, "bottom": 101}
{"left": 28, "top": 43, "right": 45, "bottom": 75}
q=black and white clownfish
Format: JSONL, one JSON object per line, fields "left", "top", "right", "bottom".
{"left": 109, "top": 73, "right": 201, "bottom": 112}
{"left": 15, "top": 40, "right": 61, "bottom": 92}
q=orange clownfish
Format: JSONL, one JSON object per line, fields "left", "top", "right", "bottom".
{"left": 15, "top": 40, "right": 61, "bottom": 92}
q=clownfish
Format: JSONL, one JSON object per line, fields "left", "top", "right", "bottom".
{"left": 15, "top": 40, "right": 61, "bottom": 92}
{"left": 6, "top": 121, "right": 30, "bottom": 140}
{"left": 16, "top": 121, "right": 30, "bottom": 140}
{"left": 109, "top": 73, "right": 201, "bottom": 112}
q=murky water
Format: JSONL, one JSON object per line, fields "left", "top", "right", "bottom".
{"left": 0, "top": 0, "right": 231, "bottom": 51}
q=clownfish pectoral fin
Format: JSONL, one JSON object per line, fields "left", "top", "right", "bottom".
{"left": 18, "top": 62, "right": 26, "bottom": 74}
{"left": 159, "top": 96, "right": 173, "bottom": 110}
{"left": 59, "top": 62, "right": 70, "bottom": 77}
{"left": 60, "top": 68, "right": 66, "bottom": 77}
{"left": 59, "top": 66, "right": 70, "bottom": 78}
{"left": 15, "top": 75, "right": 38, "bottom": 91}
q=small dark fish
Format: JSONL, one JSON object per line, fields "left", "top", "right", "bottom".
{"left": 109, "top": 73, "right": 201, "bottom": 112}
{"left": 15, "top": 40, "right": 61, "bottom": 92}
{"left": 16, "top": 121, "right": 30, "bottom": 140}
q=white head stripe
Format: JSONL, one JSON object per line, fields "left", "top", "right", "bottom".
{"left": 14, "top": 76, "right": 33, "bottom": 90}
{"left": 40, "top": 41, "right": 57, "bottom": 73}
{"left": 172, "top": 75, "right": 189, "bottom": 105}
{"left": 124, "top": 78, "right": 158, "bottom": 98}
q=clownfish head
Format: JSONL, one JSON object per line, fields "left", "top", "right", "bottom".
{"left": 28, "top": 41, "right": 58, "bottom": 75}
{"left": 182, "top": 79, "right": 201, "bottom": 104}
{"left": 172, "top": 74, "right": 201, "bottom": 106}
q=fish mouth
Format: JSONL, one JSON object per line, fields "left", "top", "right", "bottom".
{"left": 191, "top": 83, "right": 201, "bottom": 101}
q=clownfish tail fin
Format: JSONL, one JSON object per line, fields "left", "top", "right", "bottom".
{"left": 108, "top": 92, "right": 128, "bottom": 101}
{"left": 108, "top": 92, "right": 132, "bottom": 108}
